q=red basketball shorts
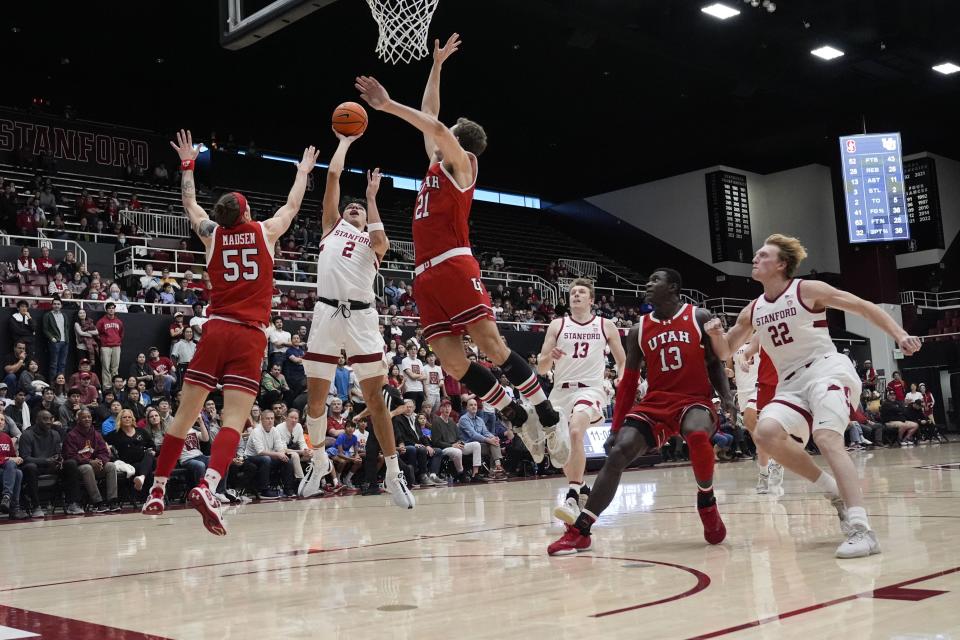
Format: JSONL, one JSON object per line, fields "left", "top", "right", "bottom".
{"left": 414, "top": 255, "right": 494, "bottom": 342}
{"left": 183, "top": 319, "right": 266, "bottom": 397}
{"left": 625, "top": 390, "right": 716, "bottom": 447}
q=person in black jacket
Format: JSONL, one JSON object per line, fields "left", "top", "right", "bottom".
{"left": 8, "top": 302, "right": 36, "bottom": 358}
{"left": 106, "top": 409, "right": 155, "bottom": 498}
{"left": 392, "top": 399, "right": 436, "bottom": 487}
{"left": 879, "top": 390, "right": 918, "bottom": 446}
{"left": 17, "top": 409, "right": 62, "bottom": 517}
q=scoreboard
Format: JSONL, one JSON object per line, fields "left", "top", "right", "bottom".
{"left": 839, "top": 132, "right": 908, "bottom": 243}
{"left": 898, "top": 157, "right": 945, "bottom": 254}
{"left": 705, "top": 170, "right": 753, "bottom": 263}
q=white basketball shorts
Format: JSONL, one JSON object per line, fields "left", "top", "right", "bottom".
{"left": 304, "top": 305, "right": 387, "bottom": 381}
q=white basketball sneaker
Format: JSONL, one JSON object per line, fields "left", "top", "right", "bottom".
{"left": 767, "top": 461, "right": 784, "bottom": 489}
{"left": 515, "top": 401, "right": 546, "bottom": 463}
{"left": 835, "top": 524, "right": 881, "bottom": 559}
{"left": 544, "top": 411, "right": 571, "bottom": 468}
{"left": 298, "top": 448, "right": 330, "bottom": 498}
{"left": 553, "top": 495, "right": 581, "bottom": 525}
{"left": 384, "top": 470, "right": 416, "bottom": 509}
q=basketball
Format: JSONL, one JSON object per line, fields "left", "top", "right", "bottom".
{"left": 332, "top": 101, "right": 368, "bottom": 136}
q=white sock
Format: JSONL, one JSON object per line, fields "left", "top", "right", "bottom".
{"left": 385, "top": 453, "right": 400, "bottom": 475}
{"left": 814, "top": 471, "right": 839, "bottom": 496}
{"left": 846, "top": 506, "right": 870, "bottom": 529}
{"left": 204, "top": 469, "right": 222, "bottom": 488}
{"left": 154, "top": 476, "right": 168, "bottom": 488}
{"left": 305, "top": 413, "right": 326, "bottom": 440}
{"left": 569, "top": 481, "right": 583, "bottom": 492}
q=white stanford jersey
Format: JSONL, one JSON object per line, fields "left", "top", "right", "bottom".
{"left": 316, "top": 218, "right": 378, "bottom": 303}
{"left": 554, "top": 315, "right": 607, "bottom": 387}
{"left": 751, "top": 278, "right": 836, "bottom": 378}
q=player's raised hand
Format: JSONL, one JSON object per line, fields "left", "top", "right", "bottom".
{"left": 169, "top": 129, "right": 199, "bottom": 162}
{"left": 355, "top": 76, "right": 390, "bottom": 110}
{"left": 332, "top": 126, "right": 363, "bottom": 144}
{"left": 433, "top": 33, "right": 461, "bottom": 65}
{"left": 366, "top": 167, "right": 382, "bottom": 196}
{"left": 295, "top": 145, "right": 320, "bottom": 173}
{"left": 704, "top": 318, "right": 724, "bottom": 336}
{"left": 898, "top": 334, "right": 922, "bottom": 356}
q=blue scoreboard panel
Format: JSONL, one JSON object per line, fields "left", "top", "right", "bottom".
{"left": 839, "top": 132, "right": 909, "bottom": 243}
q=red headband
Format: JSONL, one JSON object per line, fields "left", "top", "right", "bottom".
{"left": 232, "top": 192, "right": 248, "bottom": 221}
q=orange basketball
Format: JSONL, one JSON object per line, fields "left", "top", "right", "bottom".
{"left": 332, "top": 101, "right": 368, "bottom": 136}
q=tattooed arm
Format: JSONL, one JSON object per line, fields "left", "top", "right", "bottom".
{"left": 169, "top": 129, "right": 216, "bottom": 245}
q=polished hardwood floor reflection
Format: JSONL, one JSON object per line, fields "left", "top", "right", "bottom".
{"left": 1, "top": 444, "right": 959, "bottom": 639}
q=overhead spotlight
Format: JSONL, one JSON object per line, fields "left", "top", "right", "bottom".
{"left": 932, "top": 62, "right": 960, "bottom": 75}
{"left": 701, "top": 3, "right": 740, "bottom": 19}
{"left": 802, "top": 20, "right": 811, "bottom": 29}
{"left": 880, "top": 41, "right": 886, "bottom": 50}
{"left": 766, "top": 2, "right": 776, "bottom": 12}
{"left": 750, "top": 0, "right": 759, "bottom": 6}
{"left": 811, "top": 45, "right": 844, "bottom": 60}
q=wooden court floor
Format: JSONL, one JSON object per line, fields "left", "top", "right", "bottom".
{"left": 1, "top": 444, "right": 959, "bottom": 639}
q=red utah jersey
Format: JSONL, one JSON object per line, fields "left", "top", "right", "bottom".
{"left": 412, "top": 155, "right": 477, "bottom": 264}
{"left": 757, "top": 348, "right": 777, "bottom": 388}
{"left": 206, "top": 220, "right": 274, "bottom": 327}
{"left": 639, "top": 304, "right": 713, "bottom": 398}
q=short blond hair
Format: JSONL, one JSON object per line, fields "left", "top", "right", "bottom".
{"left": 765, "top": 234, "right": 808, "bottom": 278}
{"left": 569, "top": 278, "right": 595, "bottom": 300}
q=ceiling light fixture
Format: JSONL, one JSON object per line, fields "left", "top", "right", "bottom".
{"left": 932, "top": 62, "right": 960, "bottom": 75}
{"left": 811, "top": 45, "right": 844, "bottom": 60}
{"left": 701, "top": 3, "right": 740, "bottom": 19}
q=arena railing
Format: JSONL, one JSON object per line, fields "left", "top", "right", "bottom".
{"left": 378, "top": 262, "right": 559, "bottom": 307}
{"left": 702, "top": 297, "right": 753, "bottom": 316}
{"left": 390, "top": 240, "right": 415, "bottom": 261}
{"left": 900, "top": 290, "right": 960, "bottom": 310}
{"left": 558, "top": 258, "right": 599, "bottom": 280}
{"left": 119, "top": 209, "right": 191, "bottom": 239}
{"left": 1, "top": 233, "right": 88, "bottom": 270}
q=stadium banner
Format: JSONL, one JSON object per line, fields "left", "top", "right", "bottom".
{"left": 0, "top": 107, "right": 165, "bottom": 178}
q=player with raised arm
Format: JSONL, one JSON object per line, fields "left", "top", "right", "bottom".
{"left": 354, "top": 34, "right": 570, "bottom": 464}
{"left": 733, "top": 335, "right": 782, "bottom": 493}
{"left": 298, "top": 130, "right": 414, "bottom": 509}
{"left": 537, "top": 279, "right": 625, "bottom": 523}
{"left": 142, "top": 130, "right": 319, "bottom": 535}
{"left": 706, "top": 234, "right": 922, "bottom": 558}
{"left": 548, "top": 269, "right": 733, "bottom": 555}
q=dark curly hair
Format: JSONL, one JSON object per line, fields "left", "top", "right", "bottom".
{"left": 453, "top": 117, "right": 487, "bottom": 156}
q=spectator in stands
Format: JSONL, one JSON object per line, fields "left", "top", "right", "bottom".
{"left": 107, "top": 408, "right": 154, "bottom": 495}
{"left": 67, "top": 271, "right": 85, "bottom": 297}
{"left": 56, "top": 251, "right": 78, "bottom": 282}
{"left": 96, "top": 302, "right": 123, "bottom": 383}
{"left": 36, "top": 247, "right": 56, "bottom": 275}
{"left": 37, "top": 184, "right": 58, "bottom": 217}
{"left": 158, "top": 282, "right": 176, "bottom": 305}
{"left": 431, "top": 400, "right": 480, "bottom": 482}
{"left": 458, "top": 398, "right": 507, "bottom": 479}
{"left": 123, "top": 388, "right": 146, "bottom": 421}
{"left": 104, "top": 191, "right": 120, "bottom": 223}
{"left": 490, "top": 251, "right": 505, "bottom": 270}
{"left": 32, "top": 386, "right": 61, "bottom": 424}
{"left": 146, "top": 346, "right": 175, "bottom": 396}
{"left": 3, "top": 341, "right": 28, "bottom": 391}
{"left": 268, "top": 317, "right": 292, "bottom": 368}
{"left": 127, "top": 353, "right": 152, "bottom": 391}
{"left": 283, "top": 334, "right": 306, "bottom": 402}
{"left": 47, "top": 271, "right": 67, "bottom": 296}
{"left": 106, "top": 284, "right": 129, "bottom": 313}
{"left": 887, "top": 371, "right": 906, "bottom": 402}
{"left": 100, "top": 400, "right": 123, "bottom": 436}
{"left": 259, "top": 364, "right": 289, "bottom": 409}
{"left": 76, "top": 374, "right": 99, "bottom": 409}
{"left": 9, "top": 300, "right": 36, "bottom": 357}
{"left": 73, "top": 311, "right": 99, "bottom": 367}
{"left": 879, "top": 389, "right": 918, "bottom": 446}
{"left": 159, "top": 267, "right": 176, "bottom": 289}
{"left": 171, "top": 326, "right": 197, "bottom": 376}
{"left": 168, "top": 311, "right": 186, "bottom": 344}
{"left": 401, "top": 349, "right": 425, "bottom": 411}
{"left": 905, "top": 383, "right": 923, "bottom": 405}
{"left": 50, "top": 374, "right": 68, "bottom": 406}
{"left": 276, "top": 409, "right": 310, "bottom": 494}
{"left": 152, "top": 163, "right": 170, "bottom": 186}
{"left": 143, "top": 406, "right": 165, "bottom": 448}
{"left": 17, "top": 359, "right": 44, "bottom": 403}
{"left": 243, "top": 409, "right": 293, "bottom": 500}
{"left": 58, "top": 388, "right": 84, "bottom": 431}
{"left": 140, "top": 264, "right": 161, "bottom": 296}
{"left": 62, "top": 408, "right": 118, "bottom": 513}
{"left": 919, "top": 383, "right": 936, "bottom": 425}
{"left": 128, "top": 193, "right": 143, "bottom": 211}
{"left": 17, "top": 197, "right": 46, "bottom": 235}
{"left": 0, "top": 427, "right": 27, "bottom": 519}
{"left": 177, "top": 414, "right": 211, "bottom": 491}
{"left": 392, "top": 399, "right": 435, "bottom": 486}
{"left": 384, "top": 279, "right": 401, "bottom": 306}
{"left": 17, "top": 409, "right": 61, "bottom": 518}
{"left": 42, "top": 297, "right": 69, "bottom": 380}
{"left": 324, "top": 397, "right": 347, "bottom": 439}
{"left": 68, "top": 357, "right": 101, "bottom": 392}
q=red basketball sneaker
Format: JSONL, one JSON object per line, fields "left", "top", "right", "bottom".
{"left": 187, "top": 481, "right": 227, "bottom": 536}
{"left": 547, "top": 524, "right": 593, "bottom": 556}
{"left": 141, "top": 485, "right": 165, "bottom": 516}
{"left": 698, "top": 503, "right": 727, "bottom": 544}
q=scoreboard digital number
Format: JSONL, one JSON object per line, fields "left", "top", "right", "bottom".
{"left": 840, "top": 132, "right": 908, "bottom": 244}
{"left": 898, "top": 157, "right": 945, "bottom": 254}
{"left": 705, "top": 170, "right": 753, "bottom": 263}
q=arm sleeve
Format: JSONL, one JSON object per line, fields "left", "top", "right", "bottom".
{"left": 610, "top": 368, "right": 640, "bottom": 433}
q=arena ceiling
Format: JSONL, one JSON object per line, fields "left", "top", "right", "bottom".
{"left": 4, "top": 1, "right": 960, "bottom": 202}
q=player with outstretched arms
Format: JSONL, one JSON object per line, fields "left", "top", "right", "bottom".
{"left": 706, "top": 234, "right": 921, "bottom": 558}
{"left": 298, "top": 130, "right": 415, "bottom": 509}
{"left": 537, "top": 279, "right": 625, "bottom": 524}
{"left": 354, "top": 34, "right": 570, "bottom": 464}
{"left": 142, "top": 130, "right": 319, "bottom": 535}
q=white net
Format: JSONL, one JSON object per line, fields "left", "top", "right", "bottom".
{"left": 366, "top": 0, "right": 439, "bottom": 64}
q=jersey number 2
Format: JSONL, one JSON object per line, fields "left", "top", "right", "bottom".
{"left": 659, "top": 346, "right": 682, "bottom": 372}
{"left": 767, "top": 322, "right": 794, "bottom": 347}
{"left": 222, "top": 248, "right": 259, "bottom": 281}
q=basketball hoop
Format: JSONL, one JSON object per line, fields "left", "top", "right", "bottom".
{"left": 366, "top": 0, "right": 439, "bottom": 64}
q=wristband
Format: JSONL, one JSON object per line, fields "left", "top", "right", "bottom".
{"left": 181, "top": 159, "right": 195, "bottom": 172}
{"left": 366, "top": 222, "right": 384, "bottom": 232}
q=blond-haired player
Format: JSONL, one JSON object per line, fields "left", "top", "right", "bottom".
{"left": 537, "top": 279, "right": 625, "bottom": 523}
{"left": 707, "top": 234, "right": 921, "bottom": 558}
